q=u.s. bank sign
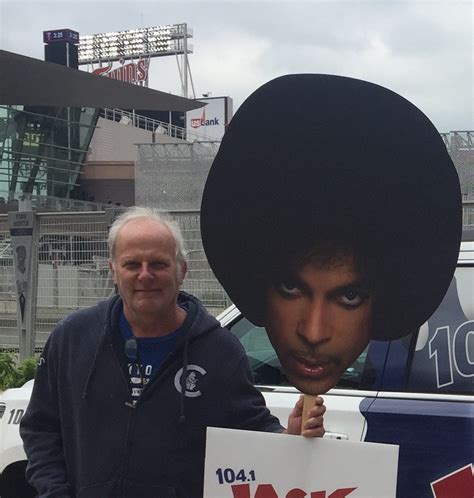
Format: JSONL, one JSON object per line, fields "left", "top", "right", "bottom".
{"left": 186, "top": 96, "right": 233, "bottom": 141}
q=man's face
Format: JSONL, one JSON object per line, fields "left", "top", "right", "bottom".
{"left": 109, "top": 218, "right": 186, "bottom": 322}
{"left": 264, "top": 254, "right": 373, "bottom": 395}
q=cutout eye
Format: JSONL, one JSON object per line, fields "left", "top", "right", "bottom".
{"left": 276, "top": 279, "right": 302, "bottom": 296}
{"left": 339, "top": 290, "right": 367, "bottom": 307}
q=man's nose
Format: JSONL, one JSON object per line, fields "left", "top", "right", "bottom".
{"left": 297, "top": 299, "right": 331, "bottom": 346}
{"left": 137, "top": 263, "right": 153, "bottom": 280}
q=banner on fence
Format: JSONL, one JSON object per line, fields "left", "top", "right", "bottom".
{"left": 8, "top": 211, "right": 34, "bottom": 325}
{"left": 204, "top": 427, "right": 399, "bottom": 498}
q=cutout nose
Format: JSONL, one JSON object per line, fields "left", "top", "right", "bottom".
{"left": 297, "top": 299, "right": 331, "bottom": 346}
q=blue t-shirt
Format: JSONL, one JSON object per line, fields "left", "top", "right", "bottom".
{"left": 119, "top": 305, "right": 189, "bottom": 402}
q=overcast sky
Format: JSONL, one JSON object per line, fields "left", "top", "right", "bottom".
{"left": 1, "top": 0, "right": 472, "bottom": 132}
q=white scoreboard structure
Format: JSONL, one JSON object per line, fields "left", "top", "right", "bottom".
{"left": 78, "top": 23, "right": 194, "bottom": 97}
{"left": 186, "top": 96, "right": 233, "bottom": 141}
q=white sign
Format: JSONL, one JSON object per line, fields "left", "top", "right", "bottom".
{"left": 204, "top": 428, "right": 399, "bottom": 498}
{"left": 186, "top": 96, "right": 233, "bottom": 141}
{"left": 8, "top": 211, "right": 34, "bottom": 325}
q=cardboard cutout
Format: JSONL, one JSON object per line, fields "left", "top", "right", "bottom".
{"left": 200, "top": 74, "right": 463, "bottom": 497}
{"left": 201, "top": 74, "right": 462, "bottom": 395}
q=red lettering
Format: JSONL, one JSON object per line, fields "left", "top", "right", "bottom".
{"left": 432, "top": 465, "right": 474, "bottom": 498}
{"left": 230, "top": 483, "right": 282, "bottom": 498}
{"left": 232, "top": 483, "right": 250, "bottom": 498}
{"left": 287, "top": 489, "right": 307, "bottom": 498}
{"left": 310, "top": 488, "right": 357, "bottom": 498}
{"left": 92, "top": 64, "right": 112, "bottom": 77}
{"left": 92, "top": 61, "right": 147, "bottom": 85}
{"left": 328, "top": 487, "right": 357, "bottom": 498}
{"left": 123, "top": 65, "right": 130, "bottom": 83}
{"left": 109, "top": 67, "right": 119, "bottom": 80}
{"left": 255, "top": 484, "right": 279, "bottom": 498}
{"left": 125, "top": 63, "right": 136, "bottom": 83}
{"left": 137, "top": 59, "right": 148, "bottom": 81}
{"left": 230, "top": 484, "right": 359, "bottom": 498}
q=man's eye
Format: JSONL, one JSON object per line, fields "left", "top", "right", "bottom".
{"left": 124, "top": 262, "right": 139, "bottom": 269}
{"left": 276, "top": 280, "right": 302, "bottom": 296}
{"left": 150, "top": 262, "right": 166, "bottom": 270}
{"left": 339, "top": 290, "right": 366, "bottom": 307}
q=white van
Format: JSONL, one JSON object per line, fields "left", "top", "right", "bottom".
{"left": 0, "top": 241, "right": 472, "bottom": 498}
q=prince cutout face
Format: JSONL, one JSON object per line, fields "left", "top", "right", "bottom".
{"left": 264, "top": 251, "right": 373, "bottom": 395}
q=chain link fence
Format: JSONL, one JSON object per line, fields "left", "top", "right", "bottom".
{"left": 1, "top": 204, "right": 472, "bottom": 354}
{"left": 34, "top": 213, "right": 114, "bottom": 351}
{"left": 136, "top": 142, "right": 220, "bottom": 211}
{"left": 463, "top": 201, "right": 474, "bottom": 231}
{"left": 0, "top": 210, "right": 231, "bottom": 354}
{"left": 441, "top": 131, "right": 474, "bottom": 200}
{"left": 169, "top": 212, "right": 232, "bottom": 315}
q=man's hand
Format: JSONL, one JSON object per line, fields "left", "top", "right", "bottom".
{"left": 283, "top": 394, "right": 325, "bottom": 437}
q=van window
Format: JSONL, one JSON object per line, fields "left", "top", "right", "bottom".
{"left": 230, "top": 317, "right": 373, "bottom": 390}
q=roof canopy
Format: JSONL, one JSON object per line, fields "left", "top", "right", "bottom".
{"left": 0, "top": 50, "right": 204, "bottom": 112}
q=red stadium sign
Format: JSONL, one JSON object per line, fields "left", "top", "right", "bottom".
{"left": 92, "top": 58, "right": 150, "bottom": 85}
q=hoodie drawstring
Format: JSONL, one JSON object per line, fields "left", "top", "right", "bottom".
{"left": 178, "top": 335, "right": 190, "bottom": 425}
{"left": 82, "top": 331, "right": 108, "bottom": 400}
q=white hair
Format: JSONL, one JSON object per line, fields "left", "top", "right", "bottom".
{"left": 108, "top": 206, "right": 187, "bottom": 270}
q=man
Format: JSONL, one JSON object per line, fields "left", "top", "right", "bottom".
{"left": 200, "top": 74, "right": 462, "bottom": 396}
{"left": 20, "top": 207, "right": 324, "bottom": 498}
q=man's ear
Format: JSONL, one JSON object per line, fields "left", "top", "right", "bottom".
{"left": 179, "top": 261, "right": 188, "bottom": 285}
{"left": 109, "top": 259, "right": 117, "bottom": 284}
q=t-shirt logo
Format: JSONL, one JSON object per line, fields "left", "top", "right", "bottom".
{"left": 174, "top": 365, "right": 207, "bottom": 397}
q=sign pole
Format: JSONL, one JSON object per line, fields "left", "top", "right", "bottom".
{"left": 183, "top": 23, "right": 188, "bottom": 98}
{"left": 302, "top": 394, "right": 317, "bottom": 428}
{"left": 8, "top": 209, "right": 39, "bottom": 361}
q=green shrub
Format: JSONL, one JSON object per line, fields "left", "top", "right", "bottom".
{"left": 15, "top": 356, "right": 39, "bottom": 388}
{"left": 0, "top": 352, "right": 38, "bottom": 390}
{"left": 0, "top": 353, "right": 18, "bottom": 390}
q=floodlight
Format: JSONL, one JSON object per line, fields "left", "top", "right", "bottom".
{"left": 78, "top": 23, "right": 192, "bottom": 64}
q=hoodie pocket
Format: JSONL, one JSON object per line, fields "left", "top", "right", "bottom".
{"left": 122, "top": 479, "right": 178, "bottom": 497}
{"left": 77, "top": 480, "right": 118, "bottom": 497}
{"left": 77, "top": 480, "right": 178, "bottom": 498}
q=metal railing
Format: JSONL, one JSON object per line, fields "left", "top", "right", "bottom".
{"left": 0, "top": 190, "right": 111, "bottom": 214}
{"left": 463, "top": 200, "right": 474, "bottom": 229}
{"left": 100, "top": 108, "right": 216, "bottom": 143}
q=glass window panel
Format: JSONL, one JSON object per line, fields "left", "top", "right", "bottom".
{"left": 230, "top": 316, "right": 372, "bottom": 390}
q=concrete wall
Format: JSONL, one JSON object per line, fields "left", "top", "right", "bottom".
{"left": 81, "top": 160, "right": 135, "bottom": 205}
{"left": 88, "top": 117, "right": 184, "bottom": 162}
{"left": 80, "top": 178, "right": 135, "bottom": 206}
{"left": 81, "top": 118, "right": 190, "bottom": 206}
